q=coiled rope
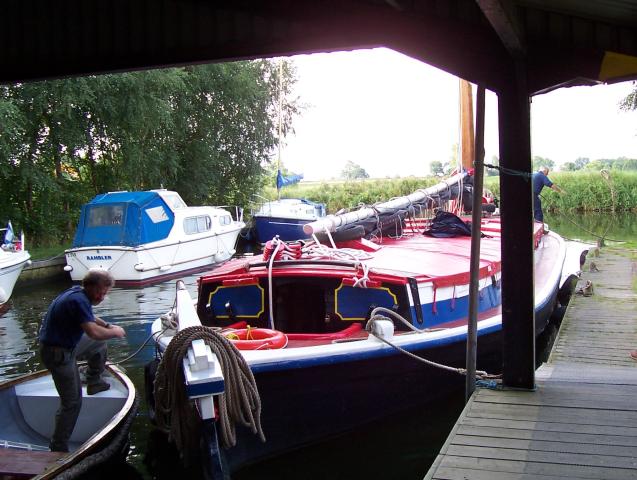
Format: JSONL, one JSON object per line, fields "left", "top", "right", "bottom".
{"left": 154, "top": 325, "right": 265, "bottom": 461}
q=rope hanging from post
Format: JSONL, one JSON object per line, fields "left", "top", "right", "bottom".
{"left": 154, "top": 325, "right": 265, "bottom": 461}
{"left": 365, "top": 313, "right": 501, "bottom": 382}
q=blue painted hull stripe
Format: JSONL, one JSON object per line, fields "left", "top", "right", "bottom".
{"left": 186, "top": 380, "right": 225, "bottom": 397}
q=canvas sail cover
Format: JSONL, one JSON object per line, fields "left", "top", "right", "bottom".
{"left": 71, "top": 191, "right": 175, "bottom": 247}
{"left": 423, "top": 211, "right": 473, "bottom": 238}
{"left": 276, "top": 169, "right": 303, "bottom": 190}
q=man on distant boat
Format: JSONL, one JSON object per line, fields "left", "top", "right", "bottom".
{"left": 532, "top": 166, "right": 565, "bottom": 223}
{"left": 38, "top": 269, "right": 126, "bottom": 452}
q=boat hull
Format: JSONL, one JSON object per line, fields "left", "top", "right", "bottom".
{"left": 230, "top": 276, "right": 558, "bottom": 471}
{"left": 252, "top": 198, "right": 326, "bottom": 243}
{"left": 151, "top": 298, "right": 555, "bottom": 473}
{"left": 225, "top": 328, "right": 504, "bottom": 471}
{"left": 254, "top": 216, "right": 314, "bottom": 243}
{"left": 64, "top": 227, "right": 242, "bottom": 286}
{"left": 0, "top": 251, "right": 31, "bottom": 305}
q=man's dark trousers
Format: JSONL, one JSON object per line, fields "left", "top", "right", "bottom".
{"left": 41, "top": 335, "right": 107, "bottom": 452}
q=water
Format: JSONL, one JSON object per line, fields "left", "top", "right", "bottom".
{"left": 0, "top": 212, "right": 621, "bottom": 479}
{"left": 545, "top": 211, "right": 636, "bottom": 244}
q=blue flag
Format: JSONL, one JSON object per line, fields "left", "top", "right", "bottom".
{"left": 3, "top": 221, "right": 14, "bottom": 245}
{"left": 276, "top": 169, "right": 303, "bottom": 190}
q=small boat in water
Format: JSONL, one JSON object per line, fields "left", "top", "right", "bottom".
{"left": 64, "top": 189, "right": 245, "bottom": 286}
{"left": 145, "top": 171, "right": 582, "bottom": 476}
{"left": 0, "top": 364, "right": 138, "bottom": 479}
{"left": 0, "top": 222, "right": 31, "bottom": 307}
{"left": 251, "top": 197, "right": 326, "bottom": 243}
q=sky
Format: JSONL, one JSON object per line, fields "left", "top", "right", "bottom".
{"left": 280, "top": 47, "right": 637, "bottom": 181}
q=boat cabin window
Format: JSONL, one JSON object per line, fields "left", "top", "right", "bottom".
{"left": 163, "top": 193, "right": 187, "bottom": 210}
{"left": 88, "top": 205, "right": 125, "bottom": 227}
{"left": 219, "top": 215, "right": 232, "bottom": 226}
{"left": 184, "top": 215, "right": 212, "bottom": 234}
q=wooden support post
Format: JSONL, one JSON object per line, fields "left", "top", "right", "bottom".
{"left": 497, "top": 61, "right": 535, "bottom": 390}
{"left": 466, "top": 84, "right": 485, "bottom": 403}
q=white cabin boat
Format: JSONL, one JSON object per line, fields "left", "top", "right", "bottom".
{"left": 0, "top": 225, "right": 31, "bottom": 306}
{"left": 64, "top": 189, "right": 244, "bottom": 286}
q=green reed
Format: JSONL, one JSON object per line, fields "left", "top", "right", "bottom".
{"left": 485, "top": 170, "right": 637, "bottom": 213}
{"left": 266, "top": 171, "right": 637, "bottom": 214}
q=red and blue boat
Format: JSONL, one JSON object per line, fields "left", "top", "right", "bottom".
{"left": 147, "top": 171, "right": 577, "bottom": 476}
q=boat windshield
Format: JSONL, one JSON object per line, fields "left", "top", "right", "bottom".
{"left": 162, "top": 193, "right": 187, "bottom": 210}
{"left": 88, "top": 205, "right": 125, "bottom": 227}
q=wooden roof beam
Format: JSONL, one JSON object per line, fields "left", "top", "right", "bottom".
{"left": 476, "top": 0, "right": 526, "bottom": 59}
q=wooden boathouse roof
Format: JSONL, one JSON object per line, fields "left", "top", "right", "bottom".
{"left": 2, "top": 0, "right": 637, "bottom": 91}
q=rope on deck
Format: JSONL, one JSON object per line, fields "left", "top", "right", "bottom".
{"left": 153, "top": 326, "right": 265, "bottom": 462}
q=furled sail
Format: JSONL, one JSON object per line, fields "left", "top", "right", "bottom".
{"left": 276, "top": 170, "right": 304, "bottom": 190}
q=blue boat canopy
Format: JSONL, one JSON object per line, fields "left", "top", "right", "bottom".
{"left": 72, "top": 191, "right": 175, "bottom": 248}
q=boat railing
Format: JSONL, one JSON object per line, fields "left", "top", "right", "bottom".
{"left": 249, "top": 194, "right": 273, "bottom": 217}
{"left": 215, "top": 205, "right": 244, "bottom": 224}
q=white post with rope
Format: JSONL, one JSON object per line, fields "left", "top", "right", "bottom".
{"left": 176, "top": 281, "right": 225, "bottom": 420}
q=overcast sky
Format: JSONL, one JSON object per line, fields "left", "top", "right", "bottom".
{"left": 280, "top": 48, "right": 637, "bottom": 181}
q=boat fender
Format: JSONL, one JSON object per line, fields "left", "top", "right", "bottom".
{"left": 224, "top": 327, "right": 288, "bottom": 350}
{"left": 366, "top": 319, "right": 394, "bottom": 342}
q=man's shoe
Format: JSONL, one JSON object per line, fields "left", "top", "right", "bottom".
{"left": 87, "top": 381, "right": 110, "bottom": 395}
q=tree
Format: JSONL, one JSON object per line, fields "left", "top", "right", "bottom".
{"left": 0, "top": 59, "right": 298, "bottom": 244}
{"left": 430, "top": 161, "right": 444, "bottom": 176}
{"left": 561, "top": 162, "right": 577, "bottom": 171}
{"left": 574, "top": 157, "right": 590, "bottom": 170}
{"left": 341, "top": 161, "right": 369, "bottom": 180}
{"left": 532, "top": 156, "right": 555, "bottom": 171}
{"left": 620, "top": 85, "right": 637, "bottom": 112}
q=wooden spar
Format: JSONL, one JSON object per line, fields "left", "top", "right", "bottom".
{"left": 466, "top": 84, "right": 485, "bottom": 403}
{"left": 276, "top": 59, "right": 283, "bottom": 200}
{"left": 459, "top": 79, "right": 475, "bottom": 171}
{"left": 302, "top": 171, "right": 467, "bottom": 236}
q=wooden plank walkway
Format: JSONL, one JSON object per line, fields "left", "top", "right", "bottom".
{"left": 425, "top": 246, "right": 637, "bottom": 480}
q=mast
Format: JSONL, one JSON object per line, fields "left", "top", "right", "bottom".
{"left": 459, "top": 79, "right": 475, "bottom": 171}
{"left": 276, "top": 59, "right": 283, "bottom": 201}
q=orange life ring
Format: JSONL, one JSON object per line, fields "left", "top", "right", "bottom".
{"left": 224, "top": 327, "right": 288, "bottom": 350}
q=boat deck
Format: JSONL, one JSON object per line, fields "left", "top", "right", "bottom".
{"left": 425, "top": 246, "right": 637, "bottom": 480}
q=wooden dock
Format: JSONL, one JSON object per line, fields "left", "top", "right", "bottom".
{"left": 425, "top": 246, "right": 637, "bottom": 480}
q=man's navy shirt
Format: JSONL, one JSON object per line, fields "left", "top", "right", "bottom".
{"left": 532, "top": 172, "right": 553, "bottom": 195}
{"left": 39, "top": 286, "right": 94, "bottom": 349}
